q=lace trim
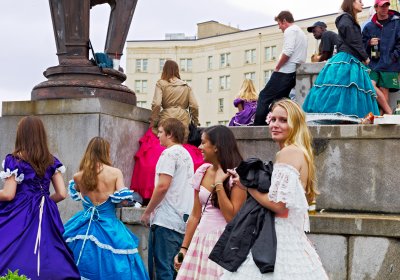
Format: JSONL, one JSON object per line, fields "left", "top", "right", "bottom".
{"left": 68, "top": 180, "right": 82, "bottom": 201}
{"left": 268, "top": 164, "right": 299, "bottom": 208}
{"left": 65, "top": 235, "right": 139, "bottom": 255}
{"left": 55, "top": 165, "right": 66, "bottom": 174}
{"left": 109, "top": 188, "right": 134, "bottom": 203}
{"left": 0, "top": 168, "right": 24, "bottom": 183}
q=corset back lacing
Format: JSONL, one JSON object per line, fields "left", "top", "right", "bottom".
{"left": 76, "top": 206, "right": 100, "bottom": 265}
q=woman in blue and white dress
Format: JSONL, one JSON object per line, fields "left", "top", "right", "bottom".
{"left": 63, "top": 137, "right": 149, "bottom": 280}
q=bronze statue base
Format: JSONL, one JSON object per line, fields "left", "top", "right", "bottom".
{"left": 32, "top": 64, "right": 136, "bottom": 105}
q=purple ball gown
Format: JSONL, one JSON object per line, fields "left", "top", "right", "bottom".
{"left": 229, "top": 98, "right": 258, "bottom": 126}
{"left": 0, "top": 154, "right": 80, "bottom": 280}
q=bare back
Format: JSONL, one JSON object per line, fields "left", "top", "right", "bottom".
{"left": 73, "top": 165, "right": 124, "bottom": 205}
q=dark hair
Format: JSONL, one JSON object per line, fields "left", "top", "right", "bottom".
{"left": 202, "top": 125, "right": 243, "bottom": 208}
{"left": 79, "top": 137, "right": 112, "bottom": 192}
{"left": 341, "top": 0, "right": 359, "bottom": 23}
{"left": 161, "top": 60, "right": 181, "bottom": 81}
{"left": 13, "top": 116, "right": 54, "bottom": 177}
{"left": 274, "top": 10, "right": 294, "bottom": 23}
{"left": 159, "top": 118, "right": 185, "bottom": 144}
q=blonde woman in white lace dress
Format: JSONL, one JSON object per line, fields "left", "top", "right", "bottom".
{"left": 221, "top": 99, "right": 328, "bottom": 280}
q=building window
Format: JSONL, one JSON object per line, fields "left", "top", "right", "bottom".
{"left": 219, "top": 75, "right": 231, "bottom": 90}
{"left": 264, "top": 70, "right": 273, "bottom": 84}
{"left": 265, "top": 46, "right": 277, "bottom": 61}
{"left": 134, "top": 80, "right": 148, "bottom": 93}
{"left": 218, "top": 120, "right": 229, "bottom": 125}
{"left": 208, "top": 56, "right": 213, "bottom": 69}
{"left": 244, "top": 72, "right": 256, "bottom": 81}
{"left": 135, "top": 59, "right": 148, "bottom": 72}
{"left": 183, "top": 80, "right": 192, "bottom": 86}
{"left": 218, "top": 98, "right": 224, "bottom": 113}
{"left": 220, "top": 53, "right": 231, "bottom": 68}
{"left": 159, "top": 59, "right": 166, "bottom": 72}
{"left": 205, "top": 121, "right": 211, "bottom": 127}
{"left": 207, "top": 78, "right": 213, "bottom": 92}
{"left": 180, "top": 58, "right": 192, "bottom": 72}
{"left": 136, "top": 101, "right": 147, "bottom": 108}
{"left": 245, "top": 49, "right": 256, "bottom": 64}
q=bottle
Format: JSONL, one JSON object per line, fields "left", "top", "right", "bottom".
{"left": 308, "top": 200, "right": 317, "bottom": 215}
{"left": 371, "top": 43, "right": 380, "bottom": 60}
{"left": 394, "top": 100, "right": 400, "bottom": 115}
{"left": 177, "top": 252, "right": 184, "bottom": 263}
{"left": 333, "top": 45, "right": 337, "bottom": 56}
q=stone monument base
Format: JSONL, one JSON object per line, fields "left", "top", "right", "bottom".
{"left": 32, "top": 64, "right": 136, "bottom": 105}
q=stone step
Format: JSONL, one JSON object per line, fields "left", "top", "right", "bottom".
{"left": 310, "top": 212, "right": 400, "bottom": 238}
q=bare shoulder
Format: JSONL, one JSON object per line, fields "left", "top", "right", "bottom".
{"left": 276, "top": 145, "right": 306, "bottom": 171}
{"left": 73, "top": 171, "right": 83, "bottom": 183}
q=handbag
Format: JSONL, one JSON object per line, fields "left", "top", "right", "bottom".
{"left": 188, "top": 121, "right": 202, "bottom": 147}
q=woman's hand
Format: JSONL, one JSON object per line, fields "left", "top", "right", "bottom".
{"left": 227, "top": 169, "right": 247, "bottom": 191}
{"left": 173, "top": 249, "right": 187, "bottom": 271}
{"left": 214, "top": 166, "right": 230, "bottom": 184}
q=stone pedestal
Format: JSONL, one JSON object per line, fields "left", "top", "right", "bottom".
{"left": 0, "top": 98, "right": 150, "bottom": 221}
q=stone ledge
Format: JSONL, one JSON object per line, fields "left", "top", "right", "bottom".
{"left": 1, "top": 98, "right": 151, "bottom": 123}
{"left": 310, "top": 212, "right": 400, "bottom": 238}
{"left": 120, "top": 207, "right": 400, "bottom": 238}
{"left": 230, "top": 125, "right": 400, "bottom": 140}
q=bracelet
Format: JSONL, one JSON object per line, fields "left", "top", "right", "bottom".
{"left": 211, "top": 182, "right": 223, "bottom": 188}
{"left": 181, "top": 246, "right": 188, "bottom": 250}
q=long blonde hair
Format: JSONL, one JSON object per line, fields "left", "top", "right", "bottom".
{"left": 79, "top": 137, "right": 112, "bottom": 192}
{"left": 271, "top": 99, "right": 317, "bottom": 203}
{"left": 237, "top": 79, "right": 258, "bottom": 101}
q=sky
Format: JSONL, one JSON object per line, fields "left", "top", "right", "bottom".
{"left": 0, "top": 0, "right": 376, "bottom": 109}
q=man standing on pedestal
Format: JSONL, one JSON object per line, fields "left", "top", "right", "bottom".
{"left": 141, "top": 118, "right": 194, "bottom": 280}
{"left": 253, "top": 10, "right": 307, "bottom": 126}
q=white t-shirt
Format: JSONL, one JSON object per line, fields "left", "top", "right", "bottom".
{"left": 279, "top": 24, "right": 308, "bottom": 73}
{"left": 150, "top": 144, "right": 194, "bottom": 234}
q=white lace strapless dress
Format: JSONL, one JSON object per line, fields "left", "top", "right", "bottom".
{"left": 221, "top": 164, "right": 329, "bottom": 280}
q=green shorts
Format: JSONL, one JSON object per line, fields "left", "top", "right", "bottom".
{"left": 369, "top": 70, "right": 400, "bottom": 90}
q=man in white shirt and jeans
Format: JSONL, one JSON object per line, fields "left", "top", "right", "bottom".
{"left": 254, "top": 10, "right": 307, "bottom": 125}
{"left": 141, "top": 118, "right": 194, "bottom": 280}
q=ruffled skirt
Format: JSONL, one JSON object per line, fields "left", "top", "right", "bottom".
{"left": 176, "top": 228, "right": 225, "bottom": 280}
{"left": 221, "top": 219, "right": 328, "bottom": 280}
{"left": 303, "top": 52, "right": 379, "bottom": 118}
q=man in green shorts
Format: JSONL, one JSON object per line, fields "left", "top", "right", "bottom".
{"left": 362, "top": 0, "right": 400, "bottom": 114}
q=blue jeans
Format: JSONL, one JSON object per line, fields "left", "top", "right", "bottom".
{"left": 253, "top": 71, "right": 296, "bottom": 126}
{"left": 148, "top": 225, "right": 183, "bottom": 280}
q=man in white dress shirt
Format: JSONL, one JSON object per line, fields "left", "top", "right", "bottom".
{"left": 254, "top": 10, "right": 307, "bottom": 125}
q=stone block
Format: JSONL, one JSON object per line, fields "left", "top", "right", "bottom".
{"left": 0, "top": 98, "right": 150, "bottom": 222}
{"left": 307, "top": 234, "right": 347, "bottom": 280}
{"left": 349, "top": 236, "right": 400, "bottom": 280}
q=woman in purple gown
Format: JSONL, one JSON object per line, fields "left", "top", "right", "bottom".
{"left": 0, "top": 116, "right": 80, "bottom": 280}
{"left": 229, "top": 79, "right": 259, "bottom": 126}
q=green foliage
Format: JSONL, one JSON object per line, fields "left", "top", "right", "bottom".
{"left": 0, "top": 270, "right": 29, "bottom": 280}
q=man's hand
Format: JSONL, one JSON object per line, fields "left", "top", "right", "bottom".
{"left": 140, "top": 211, "right": 151, "bottom": 227}
{"left": 370, "top": 38, "right": 379, "bottom": 46}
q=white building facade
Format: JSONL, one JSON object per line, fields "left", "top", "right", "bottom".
{"left": 126, "top": 10, "right": 368, "bottom": 126}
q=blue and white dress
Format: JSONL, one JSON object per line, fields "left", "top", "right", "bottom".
{"left": 63, "top": 181, "right": 149, "bottom": 280}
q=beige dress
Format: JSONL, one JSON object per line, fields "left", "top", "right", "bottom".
{"left": 150, "top": 78, "right": 199, "bottom": 139}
